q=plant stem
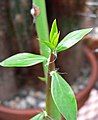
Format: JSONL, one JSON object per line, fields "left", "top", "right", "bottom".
{"left": 33, "top": 0, "right": 61, "bottom": 119}
{"left": 46, "top": 54, "right": 61, "bottom": 120}
{"left": 33, "top": 0, "right": 50, "bottom": 78}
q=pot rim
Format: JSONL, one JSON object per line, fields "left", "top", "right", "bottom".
{"left": 76, "top": 46, "right": 98, "bottom": 108}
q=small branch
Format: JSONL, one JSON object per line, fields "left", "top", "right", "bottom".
{"left": 46, "top": 54, "right": 61, "bottom": 120}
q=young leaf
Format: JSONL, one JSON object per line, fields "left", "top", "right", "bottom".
{"left": 38, "top": 76, "right": 46, "bottom": 82}
{"left": 30, "top": 112, "right": 45, "bottom": 120}
{"left": 50, "top": 19, "right": 58, "bottom": 41}
{"left": 51, "top": 71, "right": 77, "bottom": 120}
{"left": 56, "top": 28, "right": 93, "bottom": 52}
{"left": 43, "top": 41, "right": 55, "bottom": 51}
{"left": 51, "top": 32, "right": 60, "bottom": 47}
{"left": 0, "top": 53, "right": 47, "bottom": 67}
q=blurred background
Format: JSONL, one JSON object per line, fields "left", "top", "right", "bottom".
{"left": 0, "top": 0, "right": 98, "bottom": 120}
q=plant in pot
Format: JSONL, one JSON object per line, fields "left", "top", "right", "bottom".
{"left": 46, "top": 0, "right": 98, "bottom": 109}
{"left": 0, "top": 0, "right": 95, "bottom": 120}
{"left": 0, "top": 9, "right": 92, "bottom": 120}
{"left": 33, "top": 0, "right": 98, "bottom": 110}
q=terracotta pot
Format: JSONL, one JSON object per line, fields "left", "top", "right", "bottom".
{"left": 0, "top": 46, "right": 97, "bottom": 120}
{"left": 76, "top": 46, "right": 98, "bottom": 109}
{"left": 0, "top": 107, "right": 41, "bottom": 120}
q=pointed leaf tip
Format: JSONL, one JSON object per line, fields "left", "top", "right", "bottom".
{"left": 30, "top": 111, "right": 46, "bottom": 120}
{"left": 50, "top": 19, "right": 58, "bottom": 41}
{"left": 51, "top": 72, "right": 77, "bottom": 120}
{"left": 0, "top": 53, "right": 47, "bottom": 67}
{"left": 56, "top": 28, "right": 93, "bottom": 52}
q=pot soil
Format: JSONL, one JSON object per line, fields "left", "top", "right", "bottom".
{"left": 0, "top": 46, "right": 97, "bottom": 120}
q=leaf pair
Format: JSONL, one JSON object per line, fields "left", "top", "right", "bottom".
{"left": 0, "top": 20, "right": 92, "bottom": 68}
{"left": 0, "top": 53, "right": 47, "bottom": 67}
{"left": 0, "top": 19, "right": 93, "bottom": 120}
{"left": 44, "top": 19, "right": 92, "bottom": 53}
{"left": 44, "top": 19, "right": 60, "bottom": 51}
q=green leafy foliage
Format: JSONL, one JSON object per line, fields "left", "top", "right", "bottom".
{"left": 44, "top": 20, "right": 60, "bottom": 51}
{"left": 0, "top": 53, "right": 47, "bottom": 67}
{"left": 50, "top": 19, "right": 58, "bottom": 41}
{"left": 30, "top": 112, "right": 45, "bottom": 120}
{"left": 49, "top": 19, "right": 60, "bottom": 48}
{"left": 51, "top": 71, "right": 77, "bottom": 120}
{"left": 43, "top": 41, "right": 55, "bottom": 51}
{"left": 51, "top": 32, "right": 60, "bottom": 48}
{"left": 0, "top": 12, "right": 93, "bottom": 120}
{"left": 56, "top": 28, "right": 93, "bottom": 52}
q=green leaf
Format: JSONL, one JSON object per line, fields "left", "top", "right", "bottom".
{"left": 56, "top": 28, "right": 93, "bottom": 52}
{"left": 50, "top": 19, "right": 58, "bottom": 41}
{"left": 38, "top": 76, "right": 46, "bottom": 82}
{"left": 0, "top": 53, "right": 47, "bottom": 67}
{"left": 44, "top": 20, "right": 60, "bottom": 51}
{"left": 51, "top": 71, "right": 77, "bottom": 120}
{"left": 30, "top": 112, "right": 45, "bottom": 120}
{"left": 44, "top": 41, "right": 55, "bottom": 51}
{"left": 51, "top": 32, "right": 60, "bottom": 47}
